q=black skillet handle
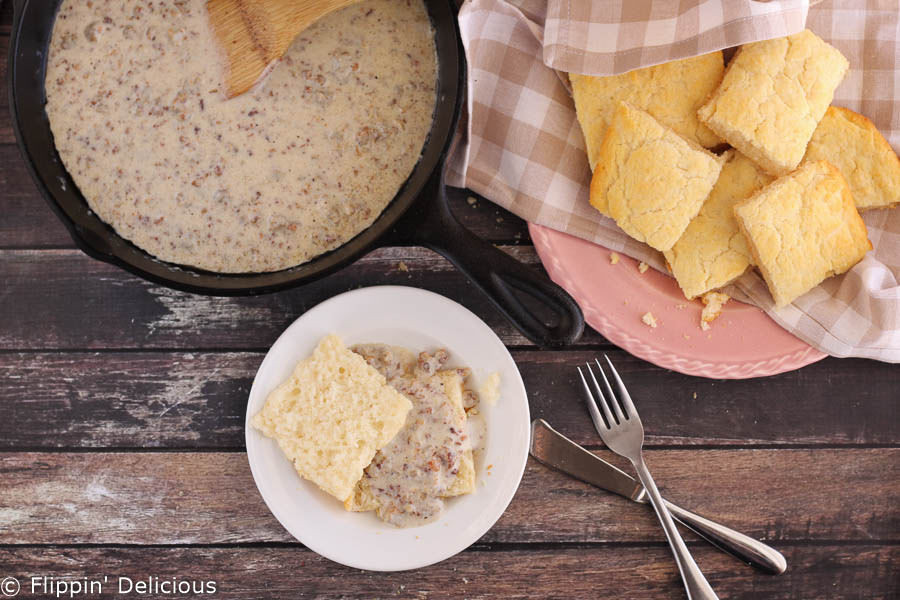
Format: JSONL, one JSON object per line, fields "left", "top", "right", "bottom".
{"left": 387, "top": 174, "right": 585, "bottom": 347}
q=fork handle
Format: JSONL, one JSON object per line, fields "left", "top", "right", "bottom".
{"left": 633, "top": 457, "right": 719, "bottom": 600}
{"left": 663, "top": 499, "right": 787, "bottom": 575}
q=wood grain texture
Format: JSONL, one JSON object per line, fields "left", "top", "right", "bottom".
{"left": 0, "top": 145, "right": 75, "bottom": 248}
{"left": 0, "top": 545, "right": 897, "bottom": 599}
{"left": 0, "top": 80, "right": 11, "bottom": 148}
{"left": 1, "top": 451, "right": 896, "bottom": 544}
{"left": 0, "top": 4, "right": 9, "bottom": 37}
{"left": 0, "top": 351, "right": 897, "bottom": 448}
{"left": 0, "top": 248, "right": 608, "bottom": 350}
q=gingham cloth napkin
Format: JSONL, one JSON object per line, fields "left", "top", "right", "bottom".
{"left": 446, "top": 0, "right": 900, "bottom": 363}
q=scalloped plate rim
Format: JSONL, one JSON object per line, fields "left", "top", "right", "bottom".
{"left": 529, "top": 223, "right": 827, "bottom": 379}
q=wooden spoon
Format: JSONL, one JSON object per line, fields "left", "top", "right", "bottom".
{"left": 207, "top": 0, "right": 362, "bottom": 98}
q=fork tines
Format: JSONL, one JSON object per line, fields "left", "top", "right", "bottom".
{"left": 577, "top": 357, "right": 637, "bottom": 432}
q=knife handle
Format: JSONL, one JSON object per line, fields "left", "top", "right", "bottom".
{"left": 663, "top": 499, "right": 787, "bottom": 575}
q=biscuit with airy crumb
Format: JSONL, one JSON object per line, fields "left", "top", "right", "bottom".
{"left": 251, "top": 334, "right": 412, "bottom": 503}
{"left": 803, "top": 106, "right": 900, "bottom": 211}
{"left": 571, "top": 52, "right": 724, "bottom": 168}
{"left": 698, "top": 30, "right": 848, "bottom": 176}
{"left": 590, "top": 102, "right": 726, "bottom": 251}
{"left": 665, "top": 151, "right": 774, "bottom": 299}
{"left": 734, "top": 161, "right": 871, "bottom": 307}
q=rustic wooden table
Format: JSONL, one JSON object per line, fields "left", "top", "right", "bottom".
{"left": 1, "top": 5, "right": 898, "bottom": 598}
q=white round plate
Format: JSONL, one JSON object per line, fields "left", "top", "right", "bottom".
{"left": 245, "top": 285, "right": 530, "bottom": 571}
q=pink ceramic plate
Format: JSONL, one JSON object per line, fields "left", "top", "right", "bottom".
{"left": 530, "top": 224, "right": 826, "bottom": 378}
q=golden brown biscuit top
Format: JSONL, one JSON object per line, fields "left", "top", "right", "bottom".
{"left": 665, "top": 151, "right": 774, "bottom": 299}
{"left": 698, "top": 29, "right": 849, "bottom": 176}
{"left": 804, "top": 106, "right": 900, "bottom": 211}
{"left": 570, "top": 52, "right": 724, "bottom": 168}
{"left": 734, "top": 161, "right": 871, "bottom": 307}
{"left": 590, "top": 103, "right": 725, "bottom": 252}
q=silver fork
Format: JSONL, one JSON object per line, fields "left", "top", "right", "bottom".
{"left": 579, "top": 357, "right": 719, "bottom": 600}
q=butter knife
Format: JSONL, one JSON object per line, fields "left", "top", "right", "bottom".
{"left": 530, "top": 419, "right": 787, "bottom": 575}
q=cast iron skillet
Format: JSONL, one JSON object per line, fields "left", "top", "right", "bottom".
{"left": 8, "top": 0, "right": 585, "bottom": 346}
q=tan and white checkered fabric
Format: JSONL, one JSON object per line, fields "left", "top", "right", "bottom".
{"left": 446, "top": 0, "right": 900, "bottom": 362}
{"left": 544, "top": 0, "right": 808, "bottom": 76}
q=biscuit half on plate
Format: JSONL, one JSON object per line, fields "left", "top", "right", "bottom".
{"left": 734, "top": 161, "right": 871, "bottom": 307}
{"left": 251, "top": 334, "right": 412, "bottom": 503}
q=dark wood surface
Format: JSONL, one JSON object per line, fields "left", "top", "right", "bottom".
{"left": 1, "top": 6, "right": 898, "bottom": 598}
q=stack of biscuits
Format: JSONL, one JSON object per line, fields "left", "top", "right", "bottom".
{"left": 573, "top": 29, "right": 899, "bottom": 308}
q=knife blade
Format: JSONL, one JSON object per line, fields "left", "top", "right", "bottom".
{"left": 530, "top": 419, "right": 787, "bottom": 575}
{"left": 531, "top": 417, "right": 646, "bottom": 502}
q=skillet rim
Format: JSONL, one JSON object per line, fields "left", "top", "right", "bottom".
{"left": 8, "top": 0, "right": 463, "bottom": 296}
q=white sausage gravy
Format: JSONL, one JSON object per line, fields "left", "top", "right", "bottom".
{"left": 45, "top": 0, "right": 437, "bottom": 272}
{"left": 350, "top": 344, "right": 487, "bottom": 528}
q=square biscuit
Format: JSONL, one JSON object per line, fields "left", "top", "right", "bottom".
{"left": 803, "top": 106, "right": 900, "bottom": 211}
{"left": 734, "top": 161, "right": 871, "bottom": 307}
{"left": 665, "top": 151, "right": 774, "bottom": 299}
{"left": 571, "top": 52, "right": 724, "bottom": 168}
{"left": 251, "top": 334, "right": 412, "bottom": 503}
{"left": 698, "top": 30, "right": 848, "bottom": 176}
{"left": 590, "top": 102, "right": 726, "bottom": 252}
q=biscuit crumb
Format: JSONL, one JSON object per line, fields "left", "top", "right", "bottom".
{"left": 693, "top": 392, "right": 697, "bottom": 399}
{"left": 638, "top": 261, "right": 649, "bottom": 273}
{"left": 397, "top": 261, "right": 409, "bottom": 272}
{"left": 675, "top": 303, "right": 687, "bottom": 309}
{"left": 609, "top": 252, "right": 620, "bottom": 265}
{"left": 641, "top": 312, "right": 658, "bottom": 328}
{"left": 700, "top": 291, "right": 730, "bottom": 329}
{"left": 682, "top": 333, "right": 691, "bottom": 340}
{"left": 467, "top": 196, "right": 477, "bottom": 206}
{"left": 496, "top": 217, "right": 504, "bottom": 223}
{"left": 479, "top": 373, "right": 501, "bottom": 406}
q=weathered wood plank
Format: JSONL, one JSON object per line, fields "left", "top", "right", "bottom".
{"left": 0, "top": 351, "right": 896, "bottom": 448}
{"left": 0, "top": 248, "right": 608, "bottom": 349}
{"left": 1, "top": 5, "right": 10, "bottom": 38}
{"left": 0, "top": 146, "right": 75, "bottom": 248}
{"left": 518, "top": 351, "right": 900, "bottom": 447}
{"left": 0, "top": 545, "right": 896, "bottom": 599}
{"left": 1, "top": 450, "right": 896, "bottom": 544}
{"left": 0, "top": 352, "right": 255, "bottom": 448}
{"left": 0, "top": 44, "right": 11, "bottom": 145}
